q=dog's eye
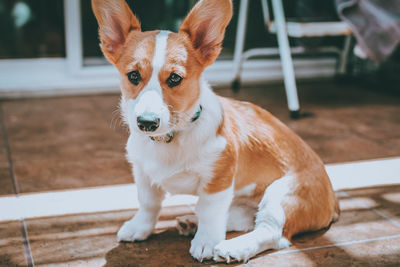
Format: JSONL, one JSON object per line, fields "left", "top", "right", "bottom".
{"left": 167, "top": 73, "right": 183, "bottom": 88}
{"left": 127, "top": 70, "right": 141, "bottom": 85}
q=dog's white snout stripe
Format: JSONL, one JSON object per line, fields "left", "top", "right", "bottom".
{"left": 134, "top": 90, "right": 165, "bottom": 117}
{"left": 134, "top": 31, "right": 171, "bottom": 118}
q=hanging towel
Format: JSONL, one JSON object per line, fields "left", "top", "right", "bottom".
{"left": 336, "top": 0, "right": 400, "bottom": 64}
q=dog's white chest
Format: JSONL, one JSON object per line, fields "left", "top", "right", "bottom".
{"left": 160, "top": 171, "right": 200, "bottom": 195}
{"left": 126, "top": 134, "right": 227, "bottom": 196}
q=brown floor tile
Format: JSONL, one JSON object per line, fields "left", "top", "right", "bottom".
{"left": 2, "top": 96, "right": 125, "bottom": 161}
{"left": 249, "top": 236, "right": 400, "bottom": 266}
{"left": 289, "top": 191, "right": 400, "bottom": 249}
{"left": 0, "top": 115, "right": 14, "bottom": 196}
{"left": 26, "top": 205, "right": 220, "bottom": 266}
{"left": 2, "top": 96, "right": 132, "bottom": 193}
{"left": 216, "top": 81, "right": 400, "bottom": 164}
{"left": 0, "top": 221, "right": 27, "bottom": 267}
{"left": 302, "top": 134, "right": 400, "bottom": 164}
{"left": 90, "top": 94, "right": 127, "bottom": 136}
{"left": 13, "top": 157, "right": 131, "bottom": 193}
{"left": 218, "top": 191, "right": 400, "bottom": 264}
{"left": 0, "top": 167, "right": 14, "bottom": 196}
{"left": 321, "top": 106, "right": 400, "bottom": 141}
{"left": 25, "top": 210, "right": 130, "bottom": 266}
{"left": 343, "top": 184, "right": 400, "bottom": 228}
{"left": 105, "top": 229, "right": 246, "bottom": 267}
{"left": 0, "top": 125, "right": 7, "bottom": 167}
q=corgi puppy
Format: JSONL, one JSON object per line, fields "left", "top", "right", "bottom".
{"left": 92, "top": 0, "right": 339, "bottom": 262}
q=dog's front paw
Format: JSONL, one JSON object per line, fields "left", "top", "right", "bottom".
{"left": 214, "top": 238, "right": 258, "bottom": 263}
{"left": 189, "top": 233, "right": 219, "bottom": 262}
{"left": 117, "top": 216, "right": 154, "bottom": 242}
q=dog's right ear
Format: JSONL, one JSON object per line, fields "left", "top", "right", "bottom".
{"left": 91, "top": 0, "right": 141, "bottom": 64}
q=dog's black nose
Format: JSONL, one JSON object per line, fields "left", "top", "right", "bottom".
{"left": 137, "top": 113, "right": 160, "bottom": 132}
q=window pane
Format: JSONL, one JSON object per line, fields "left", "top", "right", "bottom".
{"left": 243, "top": 0, "right": 277, "bottom": 50}
{"left": 0, "top": 0, "right": 65, "bottom": 59}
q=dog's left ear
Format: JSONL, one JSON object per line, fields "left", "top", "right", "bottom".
{"left": 92, "top": 0, "right": 141, "bottom": 64}
{"left": 179, "top": 0, "right": 233, "bottom": 67}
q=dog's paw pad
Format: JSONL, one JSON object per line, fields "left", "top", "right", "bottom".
{"left": 176, "top": 215, "right": 198, "bottom": 236}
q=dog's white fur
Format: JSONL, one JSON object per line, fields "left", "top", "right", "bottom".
{"left": 118, "top": 35, "right": 288, "bottom": 259}
{"left": 119, "top": 35, "right": 233, "bottom": 258}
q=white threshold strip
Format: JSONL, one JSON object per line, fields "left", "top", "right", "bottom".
{"left": 0, "top": 157, "right": 399, "bottom": 222}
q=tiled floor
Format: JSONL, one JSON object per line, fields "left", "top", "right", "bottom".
{"left": 2, "top": 96, "right": 130, "bottom": 193}
{"left": 0, "top": 80, "right": 400, "bottom": 266}
{"left": 0, "top": 221, "right": 26, "bottom": 267}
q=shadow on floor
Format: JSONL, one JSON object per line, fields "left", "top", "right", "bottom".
{"left": 105, "top": 229, "right": 221, "bottom": 267}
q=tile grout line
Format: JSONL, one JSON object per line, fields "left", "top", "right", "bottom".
{"left": 368, "top": 208, "right": 400, "bottom": 230}
{"left": 19, "top": 220, "right": 34, "bottom": 267}
{"left": 341, "top": 191, "right": 400, "bottom": 230}
{"left": 265, "top": 234, "right": 400, "bottom": 258}
{"left": 0, "top": 104, "right": 35, "bottom": 267}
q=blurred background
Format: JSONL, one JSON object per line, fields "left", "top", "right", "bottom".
{"left": 0, "top": 0, "right": 398, "bottom": 97}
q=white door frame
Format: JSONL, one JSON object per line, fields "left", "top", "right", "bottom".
{"left": 64, "top": 0, "right": 83, "bottom": 75}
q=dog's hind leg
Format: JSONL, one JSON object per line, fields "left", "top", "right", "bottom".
{"left": 214, "top": 169, "right": 338, "bottom": 262}
{"left": 214, "top": 175, "right": 292, "bottom": 262}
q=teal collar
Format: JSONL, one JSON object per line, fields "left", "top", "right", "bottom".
{"left": 191, "top": 105, "right": 202, "bottom": 122}
{"left": 150, "top": 105, "right": 202, "bottom": 143}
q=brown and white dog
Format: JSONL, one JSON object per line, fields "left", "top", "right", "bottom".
{"left": 92, "top": 0, "right": 339, "bottom": 262}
